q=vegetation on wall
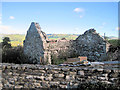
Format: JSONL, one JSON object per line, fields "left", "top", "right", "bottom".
{"left": 106, "top": 39, "right": 120, "bottom": 61}
{"left": 108, "top": 39, "right": 120, "bottom": 47}
{"left": 51, "top": 54, "right": 65, "bottom": 65}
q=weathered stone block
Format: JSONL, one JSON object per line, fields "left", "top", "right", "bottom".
{"left": 34, "top": 76, "right": 44, "bottom": 81}
{"left": 26, "top": 75, "right": 33, "bottom": 79}
{"left": 70, "top": 72, "right": 76, "bottom": 75}
{"left": 97, "top": 77, "right": 106, "bottom": 81}
{"left": 49, "top": 81, "right": 60, "bottom": 85}
{"left": 60, "top": 85, "right": 67, "bottom": 88}
{"left": 66, "top": 75, "right": 75, "bottom": 81}
{"left": 54, "top": 74, "right": 64, "bottom": 78}
{"left": 78, "top": 71, "right": 84, "bottom": 76}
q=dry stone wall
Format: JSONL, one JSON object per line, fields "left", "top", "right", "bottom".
{"left": 1, "top": 63, "right": 120, "bottom": 89}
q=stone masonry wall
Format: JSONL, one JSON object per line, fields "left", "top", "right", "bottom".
{"left": 76, "top": 29, "right": 109, "bottom": 61}
{"left": 1, "top": 63, "right": 119, "bottom": 89}
{"left": 45, "top": 40, "right": 77, "bottom": 59}
{"left": 24, "top": 22, "right": 47, "bottom": 64}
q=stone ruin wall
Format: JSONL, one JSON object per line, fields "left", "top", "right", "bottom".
{"left": 76, "top": 29, "right": 110, "bottom": 61}
{"left": 24, "top": 22, "right": 109, "bottom": 64}
{"left": 44, "top": 40, "right": 77, "bottom": 61}
{"left": 23, "top": 22, "right": 47, "bottom": 64}
{"left": 45, "top": 29, "right": 109, "bottom": 62}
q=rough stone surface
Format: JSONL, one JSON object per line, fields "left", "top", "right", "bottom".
{"left": 107, "top": 46, "right": 120, "bottom": 61}
{"left": 76, "top": 29, "right": 109, "bottom": 61}
{"left": 23, "top": 22, "right": 47, "bottom": 64}
{"left": 1, "top": 63, "right": 120, "bottom": 89}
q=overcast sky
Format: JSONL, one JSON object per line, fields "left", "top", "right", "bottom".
{"left": 0, "top": 1, "right": 119, "bottom": 37}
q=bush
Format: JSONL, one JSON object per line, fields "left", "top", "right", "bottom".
{"left": 51, "top": 54, "right": 65, "bottom": 65}
{"left": 2, "top": 46, "right": 29, "bottom": 64}
{"left": 2, "top": 37, "right": 12, "bottom": 49}
{"left": 58, "top": 50, "right": 69, "bottom": 60}
{"left": 1, "top": 37, "right": 29, "bottom": 64}
{"left": 108, "top": 39, "right": 120, "bottom": 47}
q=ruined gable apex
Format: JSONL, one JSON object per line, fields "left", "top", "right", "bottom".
{"left": 84, "top": 28, "right": 105, "bottom": 40}
{"left": 26, "top": 22, "right": 47, "bottom": 42}
{"left": 24, "top": 22, "right": 48, "bottom": 64}
{"left": 84, "top": 28, "right": 96, "bottom": 34}
{"left": 76, "top": 28, "right": 105, "bottom": 42}
{"left": 29, "top": 22, "right": 41, "bottom": 31}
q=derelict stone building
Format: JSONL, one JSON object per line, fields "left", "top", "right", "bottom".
{"left": 23, "top": 22, "right": 109, "bottom": 64}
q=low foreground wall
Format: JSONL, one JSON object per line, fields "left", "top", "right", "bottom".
{"left": 0, "top": 63, "right": 120, "bottom": 89}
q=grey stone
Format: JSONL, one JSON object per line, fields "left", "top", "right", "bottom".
{"left": 98, "top": 77, "right": 106, "bottom": 80}
{"left": 66, "top": 75, "right": 75, "bottom": 80}
{"left": 24, "top": 22, "right": 48, "bottom": 64}
{"left": 109, "top": 78, "right": 118, "bottom": 82}
{"left": 59, "top": 85, "right": 67, "bottom": 88}
{"left": 26, "top": 75, "right": 33, "bottom": 79}
{"left": 49, "top": 81, "right": 60, "bottom": 85}
{"left": 70, "top": 72, "right": 76, "bottom": 75}
{"left": 54, "top": 74, "right": 64, "bottom": 78}
{"left": 96, "top": 68, "right": 103, "bottom": 72}
{"left": 78, "top": 71, "right": 84, "bottom": 76}
{"left": 34, "top": 76, "right": 44, "bottom": 81}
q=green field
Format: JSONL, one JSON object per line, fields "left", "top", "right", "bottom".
{"left": 0, "top": 34, "right": 25, "bottom": 46}
{"left": 47, "top": 34, "right": 78, "bottom": 40}
{"left": 0, "top": 34, "right": 78, "bottom": 46}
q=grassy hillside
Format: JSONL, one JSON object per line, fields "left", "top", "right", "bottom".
{"left": 0, "top": 34, "right": 78, "bottom": 46}
{"left": 47, "top": 34, "right": 78, "bottom": 40}
{"left": 0, "top": 34, "right": 25, "bottom": 46}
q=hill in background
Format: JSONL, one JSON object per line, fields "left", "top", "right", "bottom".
{"left": 0, "top": 34, "right": 79, "bottom": 46}
{"left": 47, "top": 34, "right": 79, "bottom": 40}
{"left": 0, "top": 34, "right": 25, "bottom": 46}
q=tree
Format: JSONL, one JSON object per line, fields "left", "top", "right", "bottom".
{"left": 2, "top": 37, "right": 12, "bottom": 49}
